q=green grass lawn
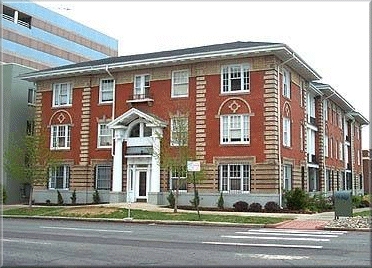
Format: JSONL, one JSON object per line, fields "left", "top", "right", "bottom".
{"left": 3, "top": 206, "right": 291, "bottom": 225}
{"left": 353, "top": 210, "right": 371, "bottom": 217}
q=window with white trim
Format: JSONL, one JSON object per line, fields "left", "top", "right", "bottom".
{"left": 49, "top": 165, "right": 70, "bottom": 189}
{"left": 220, "top": 114, "right": 250, "bottom": 144}
{"left": 221, "top": 64, "right": 250, "bottom": 93}
{"left": 98, "top": 123, "right": 112, "bottom": 148}
{"left": 96, "top": 165, "right": 112, "bottom": 190}
{"left": 99, "top": 79, "right": 114, "bottom": 103}
{"left": 28, "top": 88, "right": 36, "bottom": 105}
{"left": 283, "top": 164, "right": 292, "bottom": 191}
{"left": 170, "top": 168, "right": 187, "bottom": 192}
{"left": 170, "top": 117, "right": 188, "bottom": 146}
{"left": 324, "top": 134, "right": 329, "bottom": 157}
{"left": 51, "top": 125, "right": 71, "bottom": 149}
{"left": 53, "top": 82, "right": 72, "bottom": 107}
{"left": 339, "top": 141, "right": 343, "bottom": 160}
{"left": 171, "top": 70, "right": 189, "bottom": 97}
{"left": 129, "top": 122, "right": 152, "bottom": 138}
{"left": 219, "top": 164, "right": 250, "bottom": 192}
{"left": 283, "top": 117, "right": 291, "bottom": 147}
{"left": 134, "top": 74, "right": 150, "bottom": 99}
{"left": 282, "top": 68, "right": 291, "bottom": 98}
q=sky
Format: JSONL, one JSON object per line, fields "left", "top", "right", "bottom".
{"left": 36, "top": 0, "right": 370, "bottom": 149}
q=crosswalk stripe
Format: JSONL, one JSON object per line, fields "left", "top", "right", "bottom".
{"left": 222, "top": 235, "right": 330, "bottom": 242}
{"left": 236, "top": 231, "right": 338, "bottom": 238}
{"left": 250, "top": 228, "right": 347, "bottom": 235}
{"left": 202, "top": 241, "right": 323, "bottom": 249}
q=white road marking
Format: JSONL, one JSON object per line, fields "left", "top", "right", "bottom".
{"left": 236, "top": 231, "right": 338, "bottom": 238}
{"left": 3, "top": 238, "right": 52, "bottom": 245}
{"left": 251, "top": 228, "right": 347, "bottom": 235}
{"left": 40, "top": 226, "right": 132, "bottom": 233}
{"left": 243, "top": 253, "right": 310, "bottom": 260}
{"left": 202, "top": 241, "right": 323, "bottom": 249}
{"left": 221, "top": 235, "right": 330, "bottom": 242}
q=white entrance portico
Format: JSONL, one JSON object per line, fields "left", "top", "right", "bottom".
{"left": 107, "top": 108, "right": 167, "bottom": 203}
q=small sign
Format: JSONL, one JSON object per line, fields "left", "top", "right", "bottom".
{"left": 187, "top": 161, "right": 201, "bottom": 172}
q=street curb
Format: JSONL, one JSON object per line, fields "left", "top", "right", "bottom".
{"left": 2, "top": 215, "right": 266, "bottom": 228}
{"left": 323, "top": 227, "right": 371, "bottom": 232}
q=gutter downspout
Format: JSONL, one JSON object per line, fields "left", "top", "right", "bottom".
{"left": 105, "top": 65, "right": 115, "bottom": 157}
{"left": 277, "top": 53, "right": 295, "bottom": 208}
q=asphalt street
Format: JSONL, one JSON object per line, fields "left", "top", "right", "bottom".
{"left": 2, "top": 218, "right": 370, "bottom": 267}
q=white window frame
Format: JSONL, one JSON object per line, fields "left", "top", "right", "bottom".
{"left": 324, "top": 134, "right": 329, "bottom": 157}
{"left": 221, "top": 64, "right": 250, "bottom": 93}
{"left": 134, "top": 74, "right": 150, "bottom": 99}
{"left": 96, "top": 165, "right": 112, "bottom": 190}
{"left": 170, "top": 117, "right": 188, "bottom": 146}
{"left": 28, "top": 88, "right": 36, "bottom": 105}
{"left": 50, "top": 125, "right": 71, "bottom": 150}
{"left": 283, "top": 164, "right": 292, "bottom": 191}
{"left": 53, "top": 82, "right": 72, "bottom": 107}
{"left": 283, "top": 117, "right": 291, "bottom": 147}
{"left": 219, "top": 164, "right": 250, "bottom": 193}
{"left": 49, "top": 165, "right": 70, "bottom": 190}
{"left": 282, "top": 68, "right": 291, "bottom": 98}
{"left": 339, "top": 141, "right": 343, "bottom": 160}
{"left": 220, "top": 114, "right": 250, "bottom": 144}
{"left": 170, "top": 168, "right": 187, "bottom": 192}
{"left": 98, "top": 123, "right": 112, "bottom": 148}
{"left": 171, "top": 70, "right": 189, "bottom": 98}
{"left": 99, "top": 78, "right": 114, "bottom": 103}
{"left": 307, "top": 93, "right": 316, "bottom": 123}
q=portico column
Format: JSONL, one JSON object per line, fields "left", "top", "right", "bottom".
{"left": 151, "top": 127, "right": 163, "bottom": 192}
{"left": 112, "top": 127, "right": 125, "bottom": 192}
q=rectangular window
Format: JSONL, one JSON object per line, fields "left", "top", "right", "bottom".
{"left": 283, "top": 164, "right": 292, "bottom": 191}
{"left": 283, "top": 117, "right": 291, "bottom": 147}
{"left": 221, "top": 64, "right": 250, "bottom": 93}
{"left": 170, "top": 117, "right": 188, "bottom": 146}
{"left": 308, "top": 167, "right": 319, "bottom": 192}
{"left": 53, "top": 83, "right": 72, "bottom": 107}
{"left": 170, "top": 168, "right": 187, "bottom": 192}
{"left": 325, "top": 169, "right": 332, "bottom": 192}
{"left": 323, "top": 100, "right": 328, "bottom": 122}
{"left": 220, "top": 114, "right": 250, "bottom": 144}
{"left": 282, "top": 68, "right": 291, "bottom": 98}
{"left": 219, "top": 164, "right": 250, "bottom": 192}
{"left": 172, "top": 70, "right": 189, "bottom": 97}
{"left": 51, "top": 125, "right": 71, "bottom": 149}
{"left": 96, "top": 165, "right": 112, "bottom": 190}
{"left": 28, "top": 88, "right": 36, "bottom": 105}
{"left": 49, "top": 165, "right": 70, "bottom": 190}
{"left": 339, "top": 141, "right": 343, "bottom": 161}
{"left": 100, "top": 79, "right": 114, "bottom": 103}
{"left": 134, "top": 75, "right": 150, "bottom": 99}
{"left": 98, "top": 124, "right": 112, "bottom": 148}
{"left": 307, "top": 93, "right": 316, "bottom": 123}
{"left": 324, "top": 135, "right": 329, "bottom": 157}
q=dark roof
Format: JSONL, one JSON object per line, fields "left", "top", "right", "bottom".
{"left": 38, "top": 41, "right": 283, "bottom": 72}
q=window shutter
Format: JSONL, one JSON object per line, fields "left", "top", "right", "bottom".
{"left": 46, "top": 167, "right": 50, "bottom": 189}
{"left": 217, "top": 165, "right": 220, "bottom": 192}
{"left": 67, "top": 166, "right": 71, "bottom": 189}
{"left": 93, "top": 165, "right": 97, "bottom": 190}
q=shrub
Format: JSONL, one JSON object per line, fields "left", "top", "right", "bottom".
{"left": 167, "top": 191, "right": 175, "bottom": 208}
{"left": 217, "top": 192, "right": 224, "bottom": 209}
{"left": 284, "top": 188, "right": 307, "bottom": 210}
{"left": 93, "top": 190, "right": 100, "bottom": 204}
{"left": 264, "top": 201, "right": 281, "bottom": 212}
{"left": 308, "top": 193, "right": 333, "bottom": 212}
{"left": 352, "top": 195, "right": 363, "bottom": 208}
{"left": 233, "top": 201, "right": 249, "bottom": 212}
{"left": 46, "top": 199, "right": 51, "bottom": 205}
{"left": 360, "top": 199, "right": 370, "bottom": 208}
{"left": 70, "top": 189, "right": 77, "bottom": 205}
{"left": 0, "top": 184, "right": 7, "bottom": 204}
{"left": 248, "top": 202, "right": 262, "bottom": 212}
{"left": 57, "top": 190, "right": 64, "bottom": 205}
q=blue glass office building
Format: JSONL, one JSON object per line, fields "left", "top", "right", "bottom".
{"left": 2, "top": 0, "right": 118, "bottom": 70}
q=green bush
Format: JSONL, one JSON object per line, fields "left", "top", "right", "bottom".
{"left": 233, "top": 201, "right": 249, "bottom": 212}
{"left": 264, "top": 201, "right": 281, "bottom": 212}
{"left": 284, "top": 188, "right": 307, "bottom": 210}
{"left": 70, "top": 189, "right": 77, "bottom": 205}
{"left": 308, "top": 193, "right": 333, "bottom": 212}
{"left": 167, "top": 191, "right": 175, "bottom": 208}
{"left": 0, "top": 184, "right": 7, "bottom": 204}
{"left": 248, "top": 202, "right": 263, "bottom": 212}
{"left": 93, "top": 190, "right": 100, "bottom": 204}
{"left": 217, "top": 192, "right": 224, "bottom": 209}
{"left": 57, "top": 190, "right": 64, "bottom": 205}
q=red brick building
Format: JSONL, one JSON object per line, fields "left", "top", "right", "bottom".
{"left": 21, "top": 42, "right": 368, "bottom": 206}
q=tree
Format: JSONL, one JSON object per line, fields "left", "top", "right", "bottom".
{"left": 4, "top": 130, "right": 59, "bottom": 207}
{"left": 154, "top": 111, "right": 193, "bottom": 213}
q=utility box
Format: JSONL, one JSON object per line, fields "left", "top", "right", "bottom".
{"left": 334, "top": 190, "right": 353, "bottom": 219}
